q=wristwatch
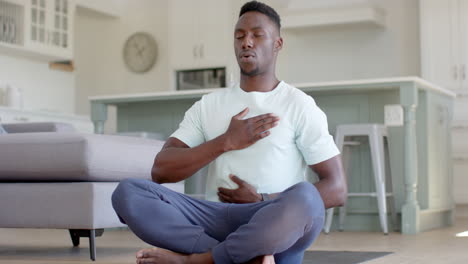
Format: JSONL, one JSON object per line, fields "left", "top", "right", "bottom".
{"left": 261, "top": 193, "right": 269, "bottom": 201}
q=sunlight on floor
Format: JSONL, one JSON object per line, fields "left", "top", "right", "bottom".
{"left": 455, "top": 230, "right": 468, "bottom": 237}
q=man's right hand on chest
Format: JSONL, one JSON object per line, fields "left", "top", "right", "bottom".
{"left": 222, "top": 107, "right": 280, "bottom": 151}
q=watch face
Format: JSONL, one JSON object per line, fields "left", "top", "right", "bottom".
{"left": 123, "top": 32, "right": 158, "bottom": 73}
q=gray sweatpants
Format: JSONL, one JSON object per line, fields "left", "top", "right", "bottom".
{"left": 112, "top": 178, "right": 325, "bottom": 264}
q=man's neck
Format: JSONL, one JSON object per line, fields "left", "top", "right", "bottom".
{"left": 239, "top": 74, "right": 280, "bottom": 93}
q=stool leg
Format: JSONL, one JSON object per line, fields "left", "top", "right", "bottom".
{"left": 338, "top": 142, "right": 351, "bottom": 231}
{"left": 369, "top": 130, "right": 389, "bottom": 234}
{"left": 324, "top": 130, "right": 347, "bottom": 234}
{"left": 323, "top": 208, "right": 334, "bottom": 233}
{"left": 338, "top": 206, "right": 346, "bottom": 231}
{"left": 388, "top": 195, "right": 398, "bottom": 231}
{"left": 385, "top": 137, "right": 398, "bottom": 231}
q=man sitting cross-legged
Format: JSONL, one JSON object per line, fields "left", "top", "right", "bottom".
{"left": 112, "top": 1, "right": 347, "bottom": 263}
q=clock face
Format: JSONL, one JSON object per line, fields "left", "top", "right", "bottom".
{"left": 123, "top": 32, "right": 158, "bottom": 73}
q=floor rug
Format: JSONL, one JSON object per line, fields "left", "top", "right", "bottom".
{"left": 303, "top": 250, "right": 392, "bottom": 264}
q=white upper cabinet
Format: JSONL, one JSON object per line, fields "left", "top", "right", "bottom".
{"left": 75, "top": 0, "right": 123, "bottom": 18}
{"left": 26, "top": 0, "right": 75, "bottom": 59}
{"left": 168, "top": 0, "right": 231, "bottom": 70}
{"left": 281, "top": 6, "right": 385, "bottom": 30}
{"left": 0, "top": 0, "right": 75, "bottom": 61}
{"left": 420, "top": 0, "right": 468, "bottom": 92}
{"left": 168, "top": 0, "right": 197, "bottom": 70}
{"left": 277, "top": 0, "right": 385, "bottom": 30}
{"left": 459, "top": 0, "right": 468, "bottom": 91}
{"left": 197, "top": 0, "right": 231, "bottom": 68}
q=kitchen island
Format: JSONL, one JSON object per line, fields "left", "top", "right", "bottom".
{"left": 90, "top": 77, "right": 456, "bottom": 234}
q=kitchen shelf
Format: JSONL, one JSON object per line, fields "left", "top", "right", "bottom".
{"left": 282, "top": 6, "right": 386, "bottom": 30}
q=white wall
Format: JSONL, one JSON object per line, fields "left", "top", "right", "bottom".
{"left": 270, "top": 0, "right": 421, "bottom": 83}
{"left": 0, "top": 54, "right": 75, "bottom": 113}
{"left": 74, "top": 0, "right": 170, "bottom": 132}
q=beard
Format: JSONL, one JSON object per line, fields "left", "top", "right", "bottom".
{"left": 240, "top": 66, "right": 261, "bottom": 77}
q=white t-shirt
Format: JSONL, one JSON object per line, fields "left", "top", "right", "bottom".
{"left": 171, "top": 81, "right": 339, "bottom": 202}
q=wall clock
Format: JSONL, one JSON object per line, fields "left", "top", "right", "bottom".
{"left": 123, "top": 32, "right": 158, "bottom": 73}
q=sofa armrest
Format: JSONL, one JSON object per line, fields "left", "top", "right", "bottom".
{"left": 2, "top": 122, "right": 76, "bottom": 133}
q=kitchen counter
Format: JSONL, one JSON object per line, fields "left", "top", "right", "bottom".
{"left": 89, "top": 76, "right": 455, "bottom": 103}
{"left": 90, "top": 76, "right": 456, "bottom": 234}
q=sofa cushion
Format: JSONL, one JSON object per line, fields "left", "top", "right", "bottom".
{"left": 0, "top": 133, "right": 164, "bottom": 182}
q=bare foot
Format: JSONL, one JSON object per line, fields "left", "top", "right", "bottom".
{"left": 262, "top": 255, "right": 275, "bottom": 264}
{"left": 135, "top": 248, "right": 214, "bottom": 264}
{"left": 136, "top": 247, "right": 188, "bottom": 264}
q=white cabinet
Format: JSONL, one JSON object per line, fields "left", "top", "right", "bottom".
{"left": 281, "top": 6, "right": 386, "bottom": 30}
{"left": 459, "top": 0, "right": 468, "bottom": 91}
{"left": 168, "top": 0, "right": 231, "bottom": 70}
{"left": 420, "top": 0, "right": 468, "bottom": 92}
{"left": 26, "top": 0, "right": 74, "bottom": 58}
{"left": 420, "top": 0, "right": 468, "bottom": 204}
{"left": 0, "top": 0, "right": 75, "bottom": 61}
{"left": 75, "top": 0, "right": 123, "bottom": 18}
{"left": 168, "top": 0, "right": 196, "bottom": 70}
{"left": 420, "top": 0, "right": 468, "bottom": 121}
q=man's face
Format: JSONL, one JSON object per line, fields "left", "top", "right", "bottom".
{"left": 234, "top": 11, "right": 282, "bottom": 77}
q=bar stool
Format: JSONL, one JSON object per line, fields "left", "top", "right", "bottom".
{"left": 323, "top": 124, "right": 397, "bottom": 234}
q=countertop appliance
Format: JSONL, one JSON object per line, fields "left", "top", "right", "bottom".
{"left": 176, "top": 67, "right": 226, "bottom": 90}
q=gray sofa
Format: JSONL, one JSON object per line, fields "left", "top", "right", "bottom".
{"left": 0, "top": 122, "right": 183, "bottom": 260}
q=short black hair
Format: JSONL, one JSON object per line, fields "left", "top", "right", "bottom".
{"left": 239, "top": 1, "right": 281, "bottom": 31}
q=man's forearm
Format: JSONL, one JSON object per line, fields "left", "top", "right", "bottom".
{"left": 308, "top": 155, "right": 347, "bottom": 209}
{"left": 243, "top": 154, "right": 347, "bottom": 206}
{"left": 314, "top": 178, "right": 346, "bottom": 209}
{"left": 152, "top": 135, "right": 230, "bottom": 183}
{"left": 262, "top": 180, "right": 346, "bottom": 208}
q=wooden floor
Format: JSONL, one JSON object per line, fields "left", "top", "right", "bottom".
{"left": 1, "top": 214, "right": 468, "bottom": 264}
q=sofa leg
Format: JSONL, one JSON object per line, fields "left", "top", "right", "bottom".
{"left": 89, "top": 229, "right": 96, "bottom": 261}
{"left": 69, "top": 230, "right": 80, "bottom": 246}
{"left": 68, "top": 229, "right": 104, "bottom": 261}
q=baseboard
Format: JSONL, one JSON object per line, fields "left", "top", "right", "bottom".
{"left": 456, "top": 204, "right": 468, "bottom": 218}
{"left": 420, "top": 208, "right": 454, "bottom": 232}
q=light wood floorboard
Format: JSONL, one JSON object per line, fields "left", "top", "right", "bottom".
{"left": 1, "top": 217, "right": 467, "bottom": 263}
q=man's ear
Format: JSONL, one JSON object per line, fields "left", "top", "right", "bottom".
{"left": 274, "top": 37, "right": 283, "bottom": 52}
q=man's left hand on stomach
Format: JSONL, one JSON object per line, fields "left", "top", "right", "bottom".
{"left": 218, "top": 174, "right": 262, "bottom": 203}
